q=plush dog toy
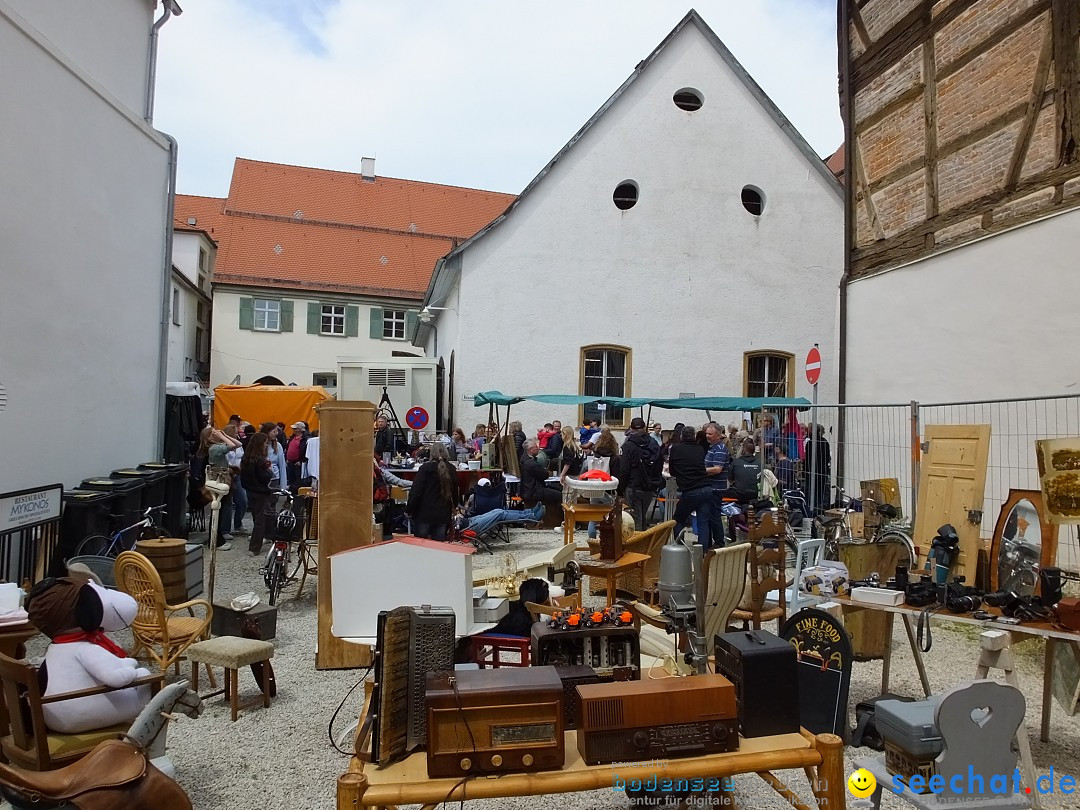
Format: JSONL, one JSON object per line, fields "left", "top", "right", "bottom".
{"left": 26, "top": 571, "right": 152, "bottom": 733}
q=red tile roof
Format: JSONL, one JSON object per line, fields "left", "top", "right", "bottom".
{"left": 825, "top": 144, "right": 845, "bottom": 184}
{"left": 175, "top": 159, "right": 515, "bottom": 297}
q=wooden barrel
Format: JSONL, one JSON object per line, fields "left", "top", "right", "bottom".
{"left": 135, "top": 538, "right": 188, "bottom": 605}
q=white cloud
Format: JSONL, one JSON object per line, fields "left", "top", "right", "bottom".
{"left": 155, "top": 1, "right": 842, "bottom": 197}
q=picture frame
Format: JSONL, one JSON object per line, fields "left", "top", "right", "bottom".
{"left": 988, "top": 489, "right": 1058, "bottom": 596}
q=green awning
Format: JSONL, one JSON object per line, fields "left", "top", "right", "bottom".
{"left": 472, "top": 391, "right": 810, "bottom": 411}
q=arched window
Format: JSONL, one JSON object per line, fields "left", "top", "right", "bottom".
{"left": 743, "top": 351, "right": 793, "bottom": 398}
{"left": 579, "top": 345, "right": 631, "bottom": 427}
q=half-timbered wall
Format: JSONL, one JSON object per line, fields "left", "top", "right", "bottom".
{"left": 844, "top": 0, "right": 1080, "bottom": 277}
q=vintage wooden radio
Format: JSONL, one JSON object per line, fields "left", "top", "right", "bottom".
{"left": 531, "top": 622, "right": 639, "bottom": 681}
{"left": 425, "top": 666, "right": 565, "bottom": 778}
{"left": 576, "top": 674, "right": 738, "bottom": 765}
{"left": 714, "top": 629, "right": 800, "bottom": 738}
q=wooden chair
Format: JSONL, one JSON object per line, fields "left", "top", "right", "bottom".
{"left": 730, "top": 508, "right": 788, "bottom": 630}
{"left": 0, "top": 651, "right": 162, "bottom": 771}
{"left": 633, "top": 543, "right": 750, "bottom": 661}
{"left": 587, "top": 520, "right": 676, "bottom": 601}
{"left": 114, "top": 551, "right": 213, "bottom": 675}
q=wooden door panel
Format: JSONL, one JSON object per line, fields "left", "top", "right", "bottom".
{"left": 915, "top": 425, "right": 991, "bottom": 582}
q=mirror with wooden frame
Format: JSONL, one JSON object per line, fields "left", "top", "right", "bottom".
{"left": 989, "top": 489, "right": 1057, "bottom": 596}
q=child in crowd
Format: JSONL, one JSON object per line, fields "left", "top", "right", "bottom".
{"left": 537, "top": 423, "right": 557, "bottom": 449}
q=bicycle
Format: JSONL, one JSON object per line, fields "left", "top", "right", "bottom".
{"left": 261, "top": 490, "right": 300, "bottom": 606}
{"left": 816, "top": 484, "right": 916, "bottom": 570}
{"left": 73, "top": 505, "right": 167, "bottom": 558}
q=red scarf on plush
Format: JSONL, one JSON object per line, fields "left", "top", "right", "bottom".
{"left": 52, "top": 630, "right": 128, "bottom": 658}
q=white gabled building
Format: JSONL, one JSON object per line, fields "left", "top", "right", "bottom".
{"left": 415, "top": 10, "right": 844, "bottom": 433}
{"left": 0, "top": 0, "right": 180, "bottom": 492}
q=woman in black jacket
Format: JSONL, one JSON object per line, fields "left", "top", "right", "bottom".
{"left": 406, "top": 443, "right": 460, "bottom": 540}
{"left": 240, "top": 432, "right": 274, "bottom": 555}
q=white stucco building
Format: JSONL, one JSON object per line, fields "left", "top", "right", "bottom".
{"left": 174, "top": 159, "right": 515, "bottom": 399}
{"left": 0, "top": 0, "right": 179, "bottom": 492}
{"left": 415, "top": 10, "right": 844, "bottom": 433}
{"left": 167, "top": 222, "right": 214, "bottom": 386}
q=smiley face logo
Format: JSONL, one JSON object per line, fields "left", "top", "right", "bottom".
{"left": 848, "top": 768, "right": 876, "bottom": 798}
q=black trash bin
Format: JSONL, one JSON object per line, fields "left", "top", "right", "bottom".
{"left": 112, "top": 467, "right": 168, "bottom": 515}
{"left": 56, "top": 489, "right": 116, "bottom": 575}
{"left": 138, "top": 462, "right": 188, "bottom": 538}
{"left": 79, "top": 477, "right": 145, "bottom": 533}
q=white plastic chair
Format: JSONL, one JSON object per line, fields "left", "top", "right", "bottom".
{"left": 766, "top": 535, "right": 824, "bottom": 611}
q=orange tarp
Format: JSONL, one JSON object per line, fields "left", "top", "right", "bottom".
{"left": 212, "top": 385, "right": 332, "bottom": 432}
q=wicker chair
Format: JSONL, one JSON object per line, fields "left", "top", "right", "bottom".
{"left": 587, "top": 520, "right": 675, "bottom": 601}
{"left": 114, "top": 551, "right": 213, "bottom": 675}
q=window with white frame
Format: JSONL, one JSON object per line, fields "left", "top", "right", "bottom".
{"left": 321, "top": 304, "right": 345, "bottom": 335}
{"left": 383, "top": 309, "right": 406, "bottom": 339}
{"left": 254, "top": 299, "right": 280, "bottom": 331}
{"left": 744, "top": 351, "right": 793, "bottom": 397}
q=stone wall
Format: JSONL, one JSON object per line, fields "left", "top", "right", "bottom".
{"left": 845, "top": 0, "right": 1080, "bottom": 277}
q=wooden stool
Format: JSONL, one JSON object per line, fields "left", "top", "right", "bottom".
{"left": 188, "top": 636, "right": 275, "bottom": 721}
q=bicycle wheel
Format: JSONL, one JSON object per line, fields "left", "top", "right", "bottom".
{"left": 74, "top": 534, "right": 116, "bottom": 558}
{"left": 267, "top": 556, "right": 284, "bottom": 606}
{"left": 877, "top": 530, "right": 916, "bottom": 572}
{"left": 819, "top": 518, "right": 847, "bottom": 561}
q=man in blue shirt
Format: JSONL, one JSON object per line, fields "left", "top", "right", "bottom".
{"left": 703, "top": 422, "right": 730, "bottom": 547}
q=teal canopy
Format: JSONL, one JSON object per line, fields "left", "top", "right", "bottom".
{"left": 472, "top": 391, "right": 810, "bottom": 411}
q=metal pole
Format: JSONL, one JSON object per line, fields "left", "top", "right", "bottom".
{"left": 758, "top": 407, "right": 766, "bottom": 499}
{"left": 910, "top": 399, "right": 920, "bottom": 538}
{"left": 810, "top": 383, "right": 819, "bottom": 515}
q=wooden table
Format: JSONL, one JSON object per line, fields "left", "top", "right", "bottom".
{"left": 824, "top": 594, "right": 1080, "bottom": 743}
{"left": 577, "top": 552, "right": 650, "bottom": 604}
{"left": 561, "top": 503, "right": 613, "bottom": 547}
{"left": 337, "top": 728, "right": 847, "bottom": 810}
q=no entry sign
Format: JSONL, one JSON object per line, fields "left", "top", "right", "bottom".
{"left": 405, "top": 406, "right": 429, "bottom": 430}
{"left": 805, "top": 346, "right": 821, "bottom": 386}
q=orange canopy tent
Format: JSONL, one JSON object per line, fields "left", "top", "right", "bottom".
{"left": 212, "top": 385, "right": 333, "bottom": 432}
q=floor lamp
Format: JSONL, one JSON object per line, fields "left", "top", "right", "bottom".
{"left": 203, "top": 479, "right": 231, "bottom": 605}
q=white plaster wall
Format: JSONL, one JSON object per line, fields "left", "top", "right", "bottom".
{"left": 6, "top": 0, "right": 154, "bottom": 116}
{"left": 211, "top": 290, "right": 424, "bottom": 389}
{"left": 0, "top": 4, "right": 170, "bottom": 491}
{"left": 438, "top": 24, "right": 843, "bottom": 432}
{"left": 171, "top": 231, "right": 210, "bottom": 289}
{"left": 846, "top": 209, "right": 1080, "bottom": 403}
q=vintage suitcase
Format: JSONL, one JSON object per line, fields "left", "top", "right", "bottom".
{"left": 876, "top": 696, "right": 943, "bottom": 790}
{"left": 211, "top": 601, "right": 277, "bottom": 640}
{"left": 425, "top": 666, "right": 564, "bottom": 778}
{"left": 714, "top": 629, "right": 800, "bottom": 737}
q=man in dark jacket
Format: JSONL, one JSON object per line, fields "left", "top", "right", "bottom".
{"left": 519, "top": 440, "right": 561, "bottom": 506}
{"left": 668, "top": 425, "right": 718, "bottom": 548}
{"left": 730, "top": 438, "right": 762, "bottom": 502}
{"left": 545, "top": 421, "right": 564, "bottom": 472}
{"left": 620, "top": 417, "right": 661, "bottom": 531}
{"left": 374, "top": 415, "right": 394, "bottom": 459}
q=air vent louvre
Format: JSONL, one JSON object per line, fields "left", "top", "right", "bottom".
{"left": 368, "top": 369, "right": 387, "bottom": 387}
{"left": 387, "top": 369, "right": 407, "bottom": 387}
{"left": 586, "top": 698, "right": 623, "bottom": 729}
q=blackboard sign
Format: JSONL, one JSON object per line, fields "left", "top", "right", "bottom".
{"left": 780, "top": 608, "right": 853, "bottom": 740}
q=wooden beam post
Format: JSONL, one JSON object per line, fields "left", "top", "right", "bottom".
{"left": 316, "top": 399, "right": 376, "bottom": 670}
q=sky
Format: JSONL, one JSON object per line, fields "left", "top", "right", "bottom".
{"left": 155, "top": 0, "right": 843, "bottom": 199}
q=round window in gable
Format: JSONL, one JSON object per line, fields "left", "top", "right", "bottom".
{"left": 673, "top": 88, "right": 704, "bottom": 111}
{"left": 741, "top": 185, "right": 765, "bottom": 216}
{"left": 613, "top": 181, "right": 639, "bottom": 211}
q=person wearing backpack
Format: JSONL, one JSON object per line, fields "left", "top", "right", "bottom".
{"left": 619, "top": 417, "right": 661, "bottom": 531}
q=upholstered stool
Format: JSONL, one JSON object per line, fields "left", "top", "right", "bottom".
{"left": 187, "top": 636, "right": 275, "bottom": 721}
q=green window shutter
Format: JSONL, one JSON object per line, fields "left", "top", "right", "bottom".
{"left": 369, "top": 307, "right": 384, "bottom": 339}
{"left": 280, "top": 300, "right": 294, "bottom": 332}
{"left": 406, "top": 311, "right": 419, "bottom": 342}
{"left": 307, "top": 302, "right": 321, "bottom": 335}
{"left": 346, "top": 305, "right": 360, "bottom": 337}
{"left": 238, "top": 297, "right": 254, "bottom": 330}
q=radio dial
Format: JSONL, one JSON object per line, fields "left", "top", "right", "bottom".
{"left": 491, "top": 755, "right": 503, "bottom": 767}
{"left": 460, "top": 757, "right": 472, "bottom": 771}
{"left": 633, "top": 731, "right": 650, "bottom": 749}
{"left": 522, "top": 755, "right": 534, "bottom": 767}
{"left": 711, "top": 724, "right": 728, "bottom": 742}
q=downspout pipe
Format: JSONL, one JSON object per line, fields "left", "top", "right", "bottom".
{"left": 836, "top": 0, "right": 854, "bottom": 486}
{"left": 146, "top": 1, "right": 181, "bottom": 123}
{"left": 156, "top": 133, "right": 179, "bottom": 459}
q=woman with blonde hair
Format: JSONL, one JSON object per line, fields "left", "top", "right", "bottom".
{"left": 557, "top": 426, "right": 585, "bottom": 485}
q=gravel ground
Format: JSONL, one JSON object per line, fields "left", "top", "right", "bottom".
{"left": 23, "top": 520, "right": 1080, "bottom": 810}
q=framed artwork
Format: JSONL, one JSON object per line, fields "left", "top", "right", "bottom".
{"left": 989, "top": 489, "right": 1058, "bottom": 596}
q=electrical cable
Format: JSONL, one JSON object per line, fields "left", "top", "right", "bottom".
{"left": 327, "top": 663, "right": 373, "bottom": 756}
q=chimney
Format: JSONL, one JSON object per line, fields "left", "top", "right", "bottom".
{"left": 361, "top": 156, "right": 375, "bottom": 182}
